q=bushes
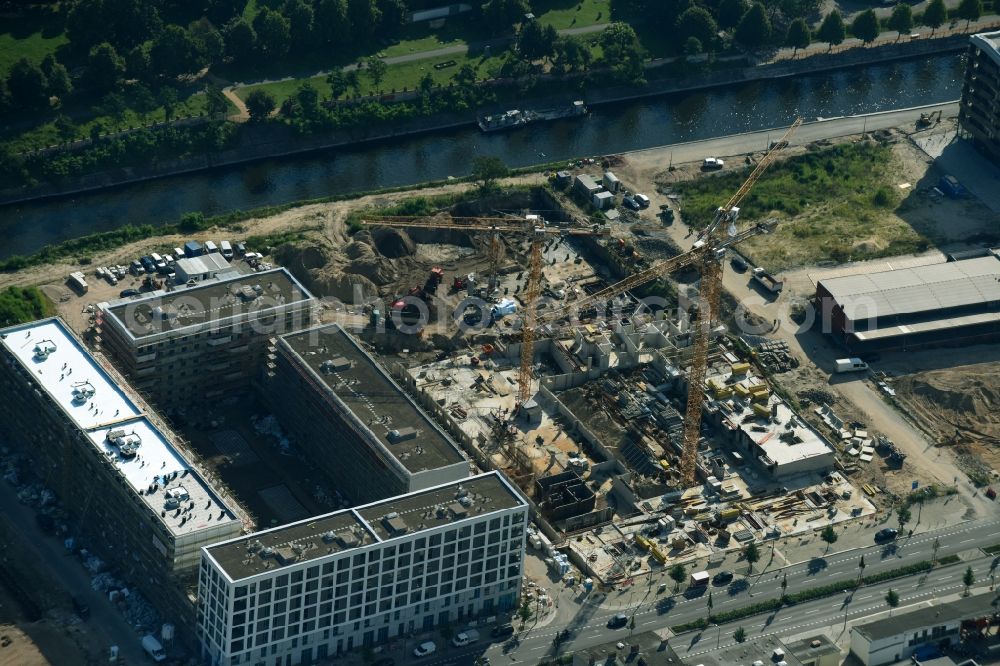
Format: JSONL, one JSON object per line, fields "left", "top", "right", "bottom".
{"left": 938, "top": 555, "right": 960, "bottom": 565}
{"left": 0, "top": 287, "right": 54, "bottom": 327}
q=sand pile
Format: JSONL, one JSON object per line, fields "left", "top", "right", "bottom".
{"left": 894, "top": 366, "right": 1000, "bottom": 442}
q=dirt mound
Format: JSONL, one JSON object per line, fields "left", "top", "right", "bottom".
{"left": 313, "top": 272, "right": 379, "bottom": 302}
{"left": 370, "top": 228, "right": 415, "bottom": 258}
{"left": 894, "top": 366, "right": 1000, "bottom": 442}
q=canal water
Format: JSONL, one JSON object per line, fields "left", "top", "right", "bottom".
{"left": 0, "top": 53, "right": 966, "bottom": 260}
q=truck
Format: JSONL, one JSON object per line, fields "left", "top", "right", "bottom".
{"left": 141, "top": 635, "right": 166, "bottom": 662}
{"left": 220, "top": 240, "right": 234, "bottom": 260}
{"left": 451, "top": 629, "right": 480, "bottom": 647}
{"left": 689, "top": 571, "right": 710, "bottom": 587}
{"left": 752, "top": 267, "right": 783, "bottom": 293}
{"left": 834, "top": 358, "right": 869, "bottom": 373}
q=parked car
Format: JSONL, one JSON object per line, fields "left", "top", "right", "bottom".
{"left": 607, "top": 613, "right": 628, "bottom": 629}
{"left": 413, "top": 641, "right": 437, "bottom": 658}
{"left": 119, "top": 289, "right": 140, "bottom": 298}
{"left": 712, "top": 570, "right": 734, "bottom": 586}
{"left": 634, "top": 193, "right": 651, "bottom": 208}
{"left": 703, "top": 157, "right": 725, "bottom": 169}
{"left": 875, "top": 528, "right": 899, "bottom": 542}
{"left": 622, "top": 195, "right": 640, "bottom": 211}
{"left": 491, "top": 624, "right": 515, "bottom": 639}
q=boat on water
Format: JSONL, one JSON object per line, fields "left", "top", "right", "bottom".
{"left": 478, "top": 100, "right": 587, "bottom": 132}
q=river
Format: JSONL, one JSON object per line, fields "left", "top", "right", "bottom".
{"left": 0, "top": 53, "right": 967, "bottom": 260}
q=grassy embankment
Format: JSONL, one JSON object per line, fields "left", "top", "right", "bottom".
{"left": 0, "top": 286, "right": 55, "bottom": 327}
{"left": 671, "top": 141, "right": 930, "bottom": 271}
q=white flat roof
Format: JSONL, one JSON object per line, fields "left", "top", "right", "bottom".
{"left": 0, "top": 318, "right": 141, "bottom": 429}
{"left": 85, "top": 417, "right": 238, "bottom": 537}
{"left": 1, "top": 318, "right": 239, "bottom": 539}
{"left": 971, "top": 30, "right": 1000, "bottom": 68}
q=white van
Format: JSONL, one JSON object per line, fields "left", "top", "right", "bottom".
{"left": 220, "top": 240, "right": 234, "bottom": 260}
{"left": 205, "top": 240, "right": 219, "bottom": 254}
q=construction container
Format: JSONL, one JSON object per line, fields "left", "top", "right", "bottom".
{"left": 733, "top": 384, "right": 751, "bottom": 397}
{"left": 730, "top": 362, "right": 751, "bottom": 375}
{"left": 658, "top": 459, "right": 670, "bottom": 470}
{"left": 718, "top": 507, "right": 741, "bottom": 521}
{"left": 752, "top": 390, "right": 770, "bottom": 403}
{"left": 752, "top": 403, "right": 771, "bottom": 418}
{"left": 749, "top": 383, "right": 769, "bottom": 395}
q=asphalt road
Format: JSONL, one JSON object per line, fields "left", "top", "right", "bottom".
{"left": 411, "top": 516, "right": 1000, "bottom": 666}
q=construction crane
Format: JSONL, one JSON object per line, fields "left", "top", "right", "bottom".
{"left": 527, "top": 118, "right": 802, "bottom": 486}
{"left": 358, "top": 214, "right": 610, "bottom": 409}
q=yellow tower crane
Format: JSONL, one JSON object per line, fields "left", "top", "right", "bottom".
{"left": 527, "top": 118, "right": 802, "bottom": 486}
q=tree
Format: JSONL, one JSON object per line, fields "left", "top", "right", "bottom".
{"left": 254, "top": 7, "right": 292, "bottom": 57}
{"left": 676, "top": 7, "right": 718, "bottom": 51}
{"left": 6, "top": 58, "right": 49, "bottom": 111}
{"left": 151, "top": 25, "right": 202, "bottom": 78}
{"left": 472, "top": 156, "right": 508, "bottom": 191}
{"left": 706, "top": 591, "right": 714, "bottom": 621}
{"left": 669, "top": 563, "right": 686, "bottom": 591}
{"left": 785, "top": 18, "right": 811, "bottom": 54}
{"left": 418, "top": 71, "right": 435, "bottom": 95}
{"left": 327, "top": 69, "right": 349, "bottom": 100}
{"left": 294, "top": 82, "right": 320, "bottom": 116}
{"left": 346, "top": 70, "right": 361, "bottom": 96}
{"left": 159, "top": 86, "right": 179, "bottom": 121}
{"left": 207, "top": 0, "right": 246, "bottom": 26}
{"left": 348, "top": 0, "right": 381, "bottom": 39}
{"left": 284, "top": 0, "right": 316, "bottom": 48}
{"left": 87, "top": 43, "right": 125, "bottom": 93}
{"left": 718, "top": 0, "right": 748, "bottom": 29}
{"left": 365, "top": 56, "right": 388, "bottom": 92}
{"left": 204, "top": 85, "right": 230, "bottom": 119}
{"left": 54, "top": 114, "right": 76, "bottom": 142}
{"left": 453, "top": 63, "right": 477, "bottom": 87}
{"left": 224, "top": 18, "right": 257, "bottom": 63}
{"left": 897, "top": 505, "right": 911, "bottom": 533}
{"left": 189, "top": 18, "right": 225, "bottom": 65}
{"left": 245, "top": 89, "right": 276, "bottom": 121}
{"left": 957, "top": 0, "right": 982, "bottom": 27}
{"left": 963, "top": 566, "right": 975, "bottom": 595}
{"left": 480, "top": 0, "right": 531, "bottom": 34}
{"left": 132, "top": 84, "right": 158, "bottom": 122}
{"left": 885, "top": 588, "right": 900, "bottom": 613}
{"left": 516, "top": 598, "right": 533, "bottom": 628}
{"left": 554, "top": 37, "right": 592, "bottom": 72}
{"left": 817, "top": 10, "right": 846, "bottom": 50}
{"left": 734, "top": 3, "right": 771, "bottom": 50}
{"left": 315, "top": 0, "right": 351, "bottom": 48}
{"left": 932, "top": 538, "right": 941, "bottom": 564}
{"left": 744, "top": 542, "right": 760, "bottom": 574}
{"left": 684, "top": 36, "right": 703, "bottom": 56}
{"left": 519, "top": 20, "right": 558, "bottom": 61}
{"left": 820, "top": 524, "right": 838, "bottom": 551}
{"left": 600, "top": 22, "right": 645, "bottom": 84}
{"left": 378, "top": 0, "right": 408, "bottom": 31}
{"left": 734, "top": 626, "right": 747, "bottom": 642}
{"left": 780, "top": 572, "right": 788, "bottom": 599}
{"left": 922, "top": 0, "right": 947, "bottom": 34}
{"left": 851, "top": 9, "right": 880, "bottom": 45}
{"left": 858, "top": 554, "right": 867, "bottom": 585}
{"left": 888, "top": 4, "right": 913, "bottom": 40}
{"left": 41, "top": 55, "right": 72, "bottom": 99}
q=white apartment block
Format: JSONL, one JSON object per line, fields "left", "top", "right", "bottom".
{"left": 198, "top": 472, "right": 528, "bottom": 666}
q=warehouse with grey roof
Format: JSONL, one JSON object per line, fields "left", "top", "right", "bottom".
{"left": 815, "top": 252, "right": 1000, "bottom": 352}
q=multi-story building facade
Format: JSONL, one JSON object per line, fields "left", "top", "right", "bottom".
{"left": 960, "top": 31, "right": 1000, "bottom": 165}
{"left": 265, "top": 323, "right": 469, "bottom": 503}
{"left": 198, "top": 472, "right": 527, "bottom": 666}
{"left": 0, "top": 318, "right": 243, "bottom": 632}
{"left": 97, "top": 268, "right": 315, "bottom": 410}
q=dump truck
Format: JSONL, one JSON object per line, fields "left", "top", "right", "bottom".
{"left": 834, "top": 358, "right": 869, "bottom": 373}
{"left": 752, "top": 267, "right": 783, "bottom": 293}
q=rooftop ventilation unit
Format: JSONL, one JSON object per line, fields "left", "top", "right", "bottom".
{"left": 382, "top": 514, "right": 408, "bottom": 536}
{"left": 33, "top": 340, "right": 57, "bottom": 360}
{"left": 107, "top": 429, "right": 142, "bottom": 458}
{"left": 320, "top": 356, "right": 352, "bottom": 373}
{"left": 388, "top": 427, "right": 418, "bottom": 443}
{"left": 238, "top": 285, "right": 259, "bottom": 301}
{"left": 71, "top": 381, "right": 96, "bottom": 404}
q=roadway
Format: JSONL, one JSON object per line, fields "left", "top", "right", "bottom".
{"left": 408, "top": 516, "right": 1000, "bottom": 665}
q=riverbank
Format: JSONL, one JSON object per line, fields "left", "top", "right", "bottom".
{"left": 0, "top": 30, "right": 983, "bottom": 209}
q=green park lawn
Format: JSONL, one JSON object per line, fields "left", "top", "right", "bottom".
{"left": 535, "top": 0, "right": 611, "bottom": 30}
{"left": 235, "top": 51, "right": 508, "bottom": 105}
{"left": 0, "top": 23, "right": 68, "bottom": 77}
